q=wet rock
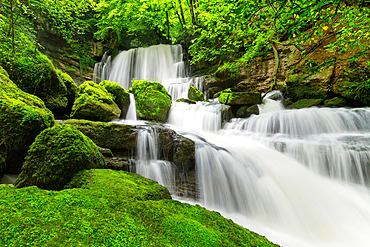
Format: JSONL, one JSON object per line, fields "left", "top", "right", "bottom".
{"left": 219, "top": 92, "right": 262, "bottom": 105}
{"left": 236, "top": 104, "right": 259, "bottom": 118}
{"left": 287, "top": 99, "right": 324, "bottom": 109}
{"left": 188, "top": 86, "right": 204, "bottom": 101}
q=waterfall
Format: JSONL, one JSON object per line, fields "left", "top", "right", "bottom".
{"left": 125, "top": 93, "right": 137, "bottom": 121}
{"left": 93, "top": 44, "right": 205, "bottom": 100}
{"left": 96, "top": 44, "right": 370, "bottom": 247}
{"left": 135, "top": 127, "right": 175, "bottom": 191}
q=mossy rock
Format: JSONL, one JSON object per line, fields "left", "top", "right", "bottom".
{"left": 219, "top": 92, "right": 261, "bottom": 105}
{"left": 287, "top": 99, "right": 324, "bottom": 109}
{"left": 285, "top": 66, "right": 333, "bottom": 101}
{"left": 324, "top": 97, "right": 346, "bottom": 107}
{"left": 214, "top": 88, "right": 232, "bottom": 98}
{"left": 131, "top": 80, "right": 172, "bottom": 122}
{"left": 71, "top": 81, "right": 121, "bottom": 122}
{"left": 208, "top": 86, "right": 223, "bottom": 99}
{"left": 176, "top": 98, "right": 197, "bottom": 104}
{"left": 57, "top": 70, "right": 78, "bottom": 111}
{"left": 100, "top": 80, "right": 130, "bottom": 117}
{"left": 0, "top": 148, "right": 6, "bottom": 176}
{"left": 0, "top": 66, "right": 55, "bottom": 173}
{"left": 188, "top": 86, "right": 204, "bottom": 101}
{"left": 14, "top": 124, "right": 105, "bottom": 190}
{"left": 236, "top": 105, "right": 259, "bottom": 118}
{"left": 0, "top": 169, "right": 278, "bottom": 246}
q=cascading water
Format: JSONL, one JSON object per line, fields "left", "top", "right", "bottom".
{"left": 93, "top": 44, "right": 370, "bottom": 247}
{"left": 93, "top": 44, "right": 205, "bottom": 101}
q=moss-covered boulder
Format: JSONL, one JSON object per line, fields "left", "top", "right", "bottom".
{"left": 131, "top": 80, "right": 172, "bottom": 122}
{"left": 0, "top": 169, "right": 278, "bottom": 246}
{"left": 176, "top": 98, "right": 197, "bottom": 104}
{"left": 0, "top": 66, "right": 55, "bottom": 173}
{"left": 219, "top": 92, "right": 261, "bottom": 105}
{"left": 71, "top": 81, "right": 121, "bottom": 122}
{"left": 100, "top": 80, "right": 130, "bottom": 117}
{"left": 57, "top": 70, "right": 78, "bottom": 112}
{"left": 14, "top": 124, "right": 105, "bottom": 190}
{"left": 236, "top": 105, "right": 260, "bottom": 118}
{"left": 324, "top": 97, "right": 346, "bottom": 107}
{"left": 188, "top": 86, "right": 204, "bottom": 101}
{"left": 287, "top": 99, "right": 324, "bottom": 109}
{"left": 333, "top": 64, "right": 370, "bottom": 106}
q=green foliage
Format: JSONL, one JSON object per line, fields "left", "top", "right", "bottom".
{"left": 324, "top": 97, "right": 346, "bottom": 107}
{"left": 71, "top": 81, "right": 121, "bottom": 121}
{"left": 131, "top": 79, "right": 172, "bottom": 122}
{"left": 288, "top": 99, "right": 324, "bottom": 109}
{"left": 0, "top": 65, "right": 55, "bottom": 173}
{"left": 14, "top": 124, "right": 105, "bottom": 190}
{"left": 0, "top": 169, "right": 278, "bottom": 246}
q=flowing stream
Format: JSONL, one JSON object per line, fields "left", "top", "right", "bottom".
{"left": 94, "top": 44, "right": 370, "bottom": 247}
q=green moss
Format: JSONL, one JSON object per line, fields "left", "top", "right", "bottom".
{"left": 324, "top": 97, "right": 346, "bottom": 107}
{"left": 219, "top": 92, "right": 261, "bottom": 105}
{"left": 214, "top": 88, "right": 232, "bottom": 98}
{"left": 131, "top": 80, "right": 172, "bottom": 122}
{"left": 286, "top": 73, "right": 328, "bottom": 101}
{"left": 287, "top": 99, "right": 324, "bottom": 109}
{"left": 57, "top": 70, "right": 78, "bottom": 110}
{"left": 188, "top": 86, "right": 204, "bottom": 101}
{"left": 71, "top": 81, "right": 121, "bottom": 122}
{"left": 100, "top": 80, "right": 130, "bottom": 117}
{"left": 0, "top": 169, "right": 278, "bottom": 246}
{"left": 0, "top": 66, "right": 55, "bottom": 173}
{"left": 176, "top": 98, "right": 197, "bottom": 104}
{"left": 14, "top": 124, "right": 105, "bottom": 190}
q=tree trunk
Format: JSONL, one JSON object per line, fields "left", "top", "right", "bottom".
{"left": 188, "top": 0, "right": 197, "bottom": 26}
{"left": 166, "top": 11, "right": 170, "bottom": 41}
{"left": 178, "top": 0, "right": 186, "bottom": 26}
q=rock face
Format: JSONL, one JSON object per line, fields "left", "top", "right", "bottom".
{"left": 0, "top": 66, "right": 55, "bottom": 174}
{"left": 287, "top": 99, "right": 324, "bottom": 109}
{"left": 188, "top": 86, "right": 204, "bottom": 101}
{"left": 64, "top": 119, "right": 195, "bottom": 171}
{"left": 71, "top": 81, "right": 121, "bottom": 121}
{"left": 219, "top": 92, "right": 261, "bottom": 105}
{"left": 57, "top": 70, "right": 78, "bottom": 113}
{"left": 236, "top": 105, "right": 259, "bottom": 118}
{"left": 131, "top": 80, "right": 172, "bottom": 122}
{"left": 100, "top": 80, "right": 130, "bottom": 117}
{"left": 14, "top": 124, "right": 105, "bottom": 190}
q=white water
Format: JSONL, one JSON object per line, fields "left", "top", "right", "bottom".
{"left": 125, "top": 93, "right": 137, "bottom": 121}
{"left": 93, "top": 44, "right": 205, "bottom": 101}
{"left": 95, "top": 44, "right": 370, "bottom": 247}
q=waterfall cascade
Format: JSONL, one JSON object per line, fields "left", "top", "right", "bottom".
{"left": 94, "top": 44, "right": 370, "bottom": 247}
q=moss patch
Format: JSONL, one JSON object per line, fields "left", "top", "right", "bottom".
{"left": 100, "top": 80, "right": 130, "bottom": 117}
{"left": 219, "top": 92, "right": 261, "bottom": 105}
{"left": 188, "top": 86, "right": 204, "bottom": 101}
{"left": 71, "top": 81, "right": 121, "bottom": 122}
{"left": 131, "top": 79, "right": 172, "bottom": 122}
{"left": 0, "top": 169, "right": 278, "bottom": 246}
{"left": 14, "top": 124, "right": 105, "bottom": 190}
{"left": 287, "top": 99, "right": 324, "bottom": 109}
{"left": 0, "top": 66, "right": 55, "bottom": 173}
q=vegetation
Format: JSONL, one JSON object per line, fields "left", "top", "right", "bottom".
{"left": 0, "top": 65, "right": 55, "bottom": 174}
{"left": 100, "top": 80, "right": 130, "bottom": 117}
{"left": 71, "top": 81, "right": 121, "bottom": 121}
{"left": 1, "top": 169, "right": 278, "bottom": 246}
{"left": 14, "top": 124, "right": 105, "bottom": 190}
{"left": 131, "top": 79, "right": 172, "bottom": 122}
{"left": 188, "top": 85, "right": 204, "bottom": 101}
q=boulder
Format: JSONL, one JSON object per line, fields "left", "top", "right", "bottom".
{"left": 0, "top": 66, "right": 55, "bottom": 173}
{"left": 188, "top": 86, "right": 204, "bottom": 101}
{"left": 324, "top": 97, "right": 346, "bottom": 107}
{"left": 236, "top": 105, "right": 260, "bottom": 118}
{"left": 176, "top": 98, "right": 197, "bottom": 104}
{"left": 57, "top": 70, "right": 78, "bottom": 110}
{"left": 131, "top": 80, "right": 172, "bottom": 122}
{"left": 71, "top": 81, "right": 121, "bottom": 121}
{"left": 100, "top": 80, "right": 130, "bottom": 117}
{"left": 14, "top": 124, "right": 105, "bottom": 190}
{"left": 286, "top": 65, "right": 333, "bottom": 101}
{"left": 287, "top": 99, "right": 324, "bottom": 109}
{"left": 219, "top": 92, "right": 262, "bottom": 105}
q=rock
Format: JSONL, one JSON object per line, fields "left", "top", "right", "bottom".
{"left": 14, "top": 124, "right": 105, "bottom": 190}
{"left": 71, "top": 81, "right": 121, "bottom": 121}
{"left": 333, "top": 64, "right": 370, "bottom": 106}
{"left": 0, "top": 66, "right": 55, "bottom": 173}
{"left": 287, "top": 99, "right": 324, "bottom": 109}
{"left": 63, "top": 119, "right": 196, "bottom": 172}
{"left": 324, "top": 97, "right": 346, "bottom": 107}
{"left": 214, "top": 88, "right": 232, "bottom": 98}
{"left": 219, "top": 92, "right": 262, "bottom": 105}
{"left": 188, "top": 86, "right": 204, "bottom": 101}
{"left": 0, "top": 148, "right": 6, "bottom": 176}
{"left": 208, "top": 86, "right": 223, "bottom": 99}
{"left": 176, "top": 98, "right": 197, "bottom": 104}
{"left": 286, "top": 66, "right": 334, "bottom": 101}
{"left": 57, "top": 70, "right": 78, "bottom": 109}
{"left": 131, "top": 80, "right": 172, "bottom": 122}
{"left": 236, "top": 104, "right": 259, "bottom": 118}
{"left": 97, "top": 146, "right": 114, "bottom": 157}
{"left": 100, "top": 80, "right": 130, "bottom": 117}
